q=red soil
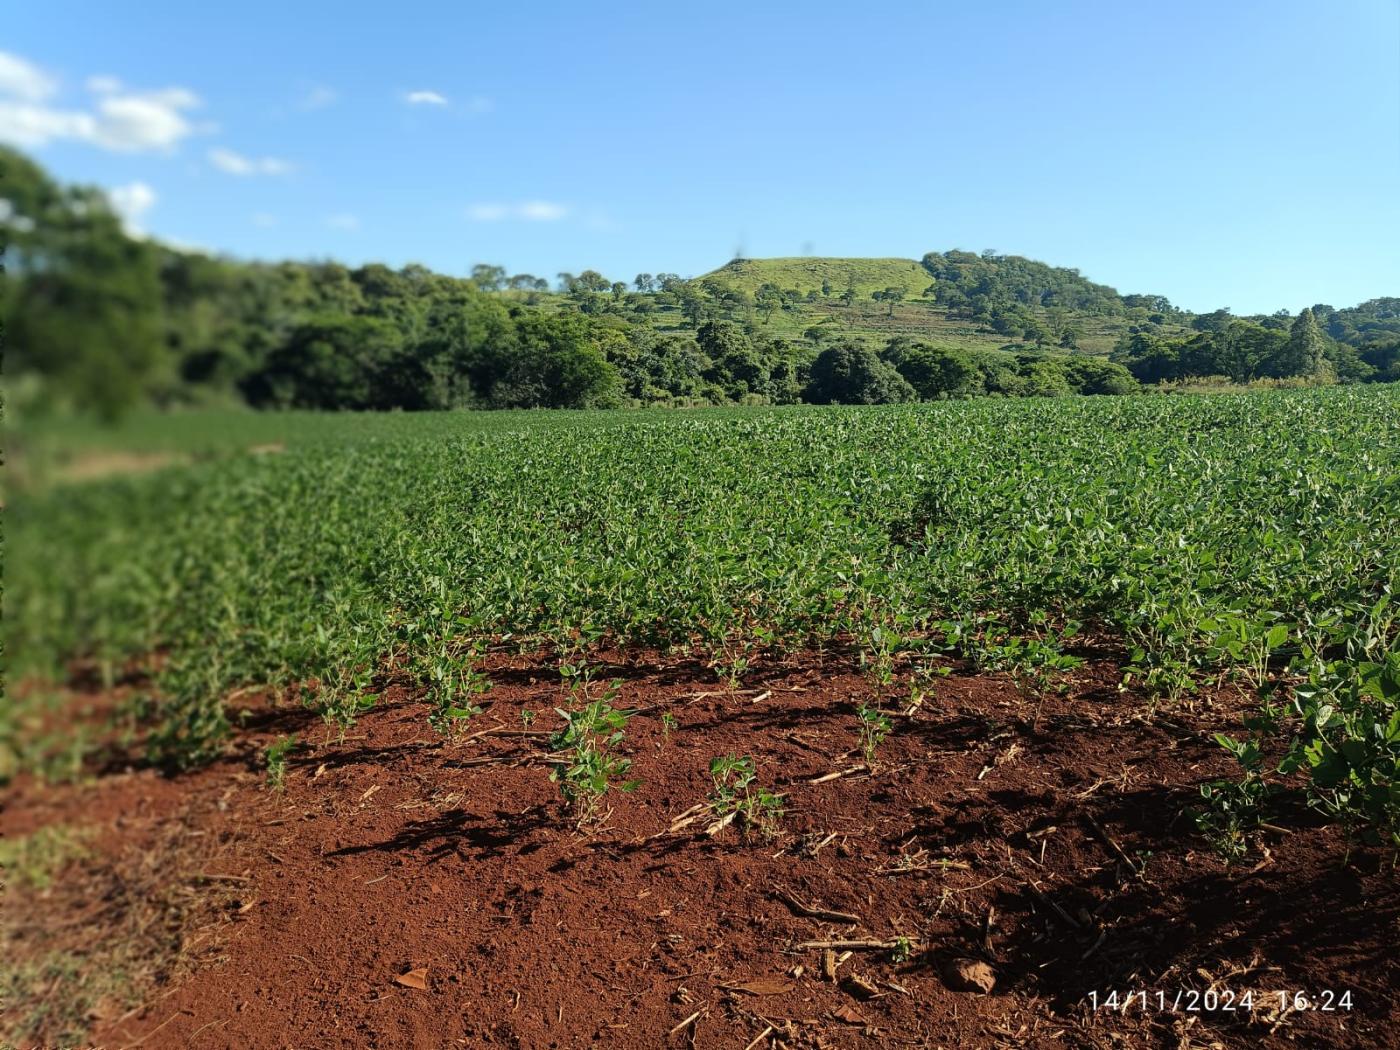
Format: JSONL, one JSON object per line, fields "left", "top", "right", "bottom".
{"left": 3, "top": 651, "right": 1396, "bottom": 1049}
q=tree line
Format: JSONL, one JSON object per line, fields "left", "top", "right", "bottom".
{"left": 3, "top": 145, "right": 1396, "bottom": 419}
{"left": 1112, "top": 305, "right": 1399, "bottom": 385}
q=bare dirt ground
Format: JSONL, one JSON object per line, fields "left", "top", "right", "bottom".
{"left": 3, "top": 650, "right": 1396, "bottom": 1049}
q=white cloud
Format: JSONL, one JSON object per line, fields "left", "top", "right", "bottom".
{"left": 106, "top": 181, "right": 157, "bottom": 234}
{"left": 90, "top": 88, "right": 200, "bottom": 150}
{"left": 325, "top": 212, "right": 359, "bottom": 231}
{"left": 466, "top": 200, "right": 570, "bottom": 223}
{"left": 0, "top": 50, "right": 57, "bottom": 102}
{"left": 209, "top": 147, "right": 293, "bottom": 176}
{"left": 0, "top": 57, "right": 202, "bottom": 153}
{"left": 405, "top": 89, "right": 447, "bottom": 106}
{"left": 252, "top": 212, "right": 278, "bottom": 228}
{"left": 298, "top": 84, "right": 337, "bottom": 110}
{"left": 0, "top": 101, "right": 95, "bottom": 147}
{"left": 86, "top": 74, "right": 123, "bottom": 95}
{"left": 518, "top": 200, "right": 568, "bottom": 222}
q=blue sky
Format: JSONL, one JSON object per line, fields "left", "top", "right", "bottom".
{"left": 4, "top": 0, "right": 1397, "bottom": 314}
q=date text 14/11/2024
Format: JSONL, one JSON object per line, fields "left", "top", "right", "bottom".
{"left": 1087, "top": 990, "right": 1355, "bottom": 1013}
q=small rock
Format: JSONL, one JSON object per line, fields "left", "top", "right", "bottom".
{"left": 943, "top": 957, "right": 996, "bottom": 994}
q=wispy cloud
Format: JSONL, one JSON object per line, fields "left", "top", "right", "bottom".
{"left": 466, "top": 200, "right": 569, "bottom": 223}
{"left": 208, "top": 147, "right": 293, "bottom": 176}
{"left": 298, "top": 84, "right": 337, "bottom": 111}
{"left": 404, "top": 89, "right": 447, "bottom": 106}
{"left": 0, "top": 53, "right": 203, "bottom": 153}
{"left": 252, "top": 212, "right": 278, "bottom": 228}
{"left": 86, "top": 74, "right": 123, "bottom": 95}
{"left": 106, "top": 181, "right": 157, "bottom": 235}
{"left": 518, "top": 200, "right": 568, "bottom": 221}
{"left": 325, "top": 212, "right": 360, "bottom": 231}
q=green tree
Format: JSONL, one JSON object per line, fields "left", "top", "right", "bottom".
{"left": 805, "top": 344, "right": 916, "bottom": 404}
{"left": 492, "top": 314, "right": 621, "bottom": 409}
{"left": 469, "top": 263, "right": 506, "bottom": 291}
{"left": 2, "top": 148, "right": 167, "bottom": 418}
{"left": 882, "top": 341, "right": 983, "bottom": 399}
{"left": 697, "top": 321, "right": 769, "bottom": 400}
{"left": 1276, "top": 307, "right": 1328, "bottom": 378}
{"left": 245, "top": 316, "right": 404, "bottom": 409}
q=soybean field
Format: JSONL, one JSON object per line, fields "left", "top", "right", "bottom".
{"left": 5, "top": 388, "right": 1400, "bottom": 1049}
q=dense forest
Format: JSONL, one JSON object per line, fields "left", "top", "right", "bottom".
{"left": 3, "top": 145, "right": 1397, "bottom": 419}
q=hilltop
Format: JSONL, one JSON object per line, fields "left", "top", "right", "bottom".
{"left": 698, "top": 257, "right": 933, "bottom": 299}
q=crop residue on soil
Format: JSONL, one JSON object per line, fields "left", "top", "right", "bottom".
{"left": 3, "top": 651, "right": 1396, "bottom": 1049}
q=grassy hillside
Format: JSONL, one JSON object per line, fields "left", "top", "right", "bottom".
{"left": 660, "top": 255, "right": 1159, "bottom": 355}
{"left": 701, "top": 257, "right": 932, "bottom": 298}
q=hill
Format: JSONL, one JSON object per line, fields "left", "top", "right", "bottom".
{"left": 676, "top": 253, "right": 1182, "bottom": 356}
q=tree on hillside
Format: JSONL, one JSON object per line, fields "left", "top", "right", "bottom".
{"left": 872, "top": 286, "right": 905, "bottom": 317}
{"left": 1191, "top": 308, "right": 1234, "bottom": 334}
{"left": 574, "top": 270, "right": 610, "bottom": 293}
{"left": 755, "top": 283, "right": 784, "bottom": 322}
{"left": 470, "top": 264, "right": 506, "bottom": 291}
{"left": 634, "top": 273, "right": 655, "bottom": 292}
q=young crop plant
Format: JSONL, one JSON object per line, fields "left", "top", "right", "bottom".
{"left": 1202, "top": 614, "right": 1291, "bottom": 692}
{"left": 709, "top": 634, "right": 753, "bottom": 691}
{"left": 1193, "top": 734, "right": 1271, "bottom": 860}
{"left": 858, "top": 624, "right": 898, "bottom": 686}
{"left": 548, "top": 678, "right": 639, "bottom": 826}
{"left": 660, "top": 711, "right": 677, "bottom": 742}
{"left": 985, "top": 625, "right": 1085, "bottom": 699}
{"left": 421, "top": 640, "right": 492, "bottom": 739}
{"left": 708, "top": 754, "right": 785, "bottom": 839}
{"left": 263, "top": 734, "right": 298, "bottom": 791}
{"left": 856, "top": 703, "right": 891, "bottom": 767}
{"left": 1284, "top": 653, "right": 1400, "bottom": 846}
{"left": 1203, "top": 644, "right": 1400, "bottom": 851}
